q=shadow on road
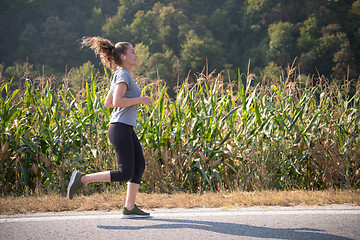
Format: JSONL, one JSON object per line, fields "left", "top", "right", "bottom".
{"left": 98, "top": 218, "right": 351, "bottom": 240}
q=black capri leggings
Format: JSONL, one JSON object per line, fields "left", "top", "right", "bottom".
{"left": 107, "top": 122, "right": 145, "bottom": 184}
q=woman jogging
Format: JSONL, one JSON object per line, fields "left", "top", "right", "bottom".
{"left": 67, "top": 36, "right": 151, "bottom": 219}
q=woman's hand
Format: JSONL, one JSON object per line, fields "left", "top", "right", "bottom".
{"left": 111, "top": 83, "right": 151, "bottom": 108}
{"left": 139, "top": 96, "right": 151, "bottom": 106}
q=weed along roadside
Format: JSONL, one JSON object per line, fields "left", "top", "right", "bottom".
{"left": 0, "top": 67, "right": 359, "bottom": 198}
{"left": 1, "top": 190, "right": 359, "bottom": 215}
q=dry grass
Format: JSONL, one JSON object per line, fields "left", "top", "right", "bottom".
{"left": 1, "top": 190, "right": 359, "bottom": 215}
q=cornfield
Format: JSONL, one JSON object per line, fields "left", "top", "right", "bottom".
{"left": 1, "top": 66, "right": 359, "bottom": 196}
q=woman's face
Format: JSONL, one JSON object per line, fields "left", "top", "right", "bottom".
{"left": 123, "top": 45, "right": 138, "bottom": 66}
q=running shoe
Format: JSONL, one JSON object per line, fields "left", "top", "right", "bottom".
{"left": 122, "top": 204, "right": 150, "bottom": 219}
{"left": 67, "top": 170, "right": 85, "bottom": 200}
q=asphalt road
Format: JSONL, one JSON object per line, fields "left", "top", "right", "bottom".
{"left": 1, "top": 205, "right": 359, "bottom": 240}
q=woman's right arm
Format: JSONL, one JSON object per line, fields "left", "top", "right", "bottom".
{"left": 105, "top": 83, "right": 150, "bottom": 108}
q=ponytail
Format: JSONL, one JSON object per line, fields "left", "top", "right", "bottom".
{"left": 81, "top": 36, "right": 130, "bottom": 71}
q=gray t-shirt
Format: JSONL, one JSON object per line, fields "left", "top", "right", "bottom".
{"left": 109, "top": 69, "right": 141, "bottom": 126}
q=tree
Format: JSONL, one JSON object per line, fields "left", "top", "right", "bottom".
{"left": 147, "top": 51, "right": 181, "bottom": 91}
{"left": 85, "top": 7, "right": 105, "bottom": 36}
{"left": 133, "top": 43, "right": 183, "bottom": 96}
{"left": 299, "top": 51, "right": 316, "bottom": 75}
{"left": 267, "top": 21, "right": 295, "bottom": 66}
{"left": 132, "top": 43, "right": 151, "bottom": 78}
{"left": 347, "top": 0, "right": 360, "bottom": 66}
{"left": 314, "top": 27, "right": 349, "bottom": 75}
{"left": 207, "top": 8, "right": 231, "bottom": 44}
{"left": 297, "top": 17, "right": 320, "bottom": 53}
{"left": 347, "top": 1, "right": 360, "bottom": 36}
{"left": 0, "top": 0, "right": 359, "bottom": 83}
{"left": 40, "top": 16, "right": 77, "bottom": 72}
{"left": 261, "top": 61, "right": 282, "bottom": 85}
{"left": 16, "top": 23, "right": 41, "bottom": 63}
{"left": 246, "top": 0, "right": 270, "bottom": 16}
{"left": 153, "top": 4, "right": 187, "bottom": 55}
{"left": 128, "top": 10, "right": 157, "bottom": 49}
{"left": 101, "top": 2, "right": 132, "bottom": 41}
{"left": 180, "top": 30, "right": 225, "bottom": 73}
{"left": 127, "top": 3, "right": 188, "bottom": 54}
{"left": 332, "top": 40, "right": 357, "bottom": 80}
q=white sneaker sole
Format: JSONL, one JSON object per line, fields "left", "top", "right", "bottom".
{"left": 121, "top": 214, "right": 151, "bottom": 219}
{"left": 67, "top": 170, "right": 78, "bottom": 199}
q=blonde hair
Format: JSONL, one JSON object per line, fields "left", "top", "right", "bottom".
{"left": 81, "top": 36, "right": 131, "bottom": 71}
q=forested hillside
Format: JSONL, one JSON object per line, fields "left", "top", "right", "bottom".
{"left": 1, "top": 0, "right": 359, "bottom": 89}
{"left": 1, "top": 0, "right": 360, "bottom": 195}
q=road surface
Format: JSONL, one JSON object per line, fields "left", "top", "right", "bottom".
{"left": 1, "top": 205, "right": 359, "bottom": 240}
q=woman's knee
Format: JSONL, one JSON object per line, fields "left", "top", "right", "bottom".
{"left": 137, "top": 160, "right": 145, "bottom": 175}
{"left": 131, "top": 162, "right": 145, "bottom": 182}
{"left": 110, "top": 169, "right": 134, "bottom": 182}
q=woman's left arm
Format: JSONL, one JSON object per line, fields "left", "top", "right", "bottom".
{"left": 104, "top": 89, "right": 114, "bottom": 108}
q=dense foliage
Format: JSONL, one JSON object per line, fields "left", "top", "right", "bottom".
{"left": 1, "top": 68, "right": 359, "bottom": 195}
{"left": 1, "top": 0, "right": 360, "bottom": 91}
{"left": 1, "top": 0, "right": 360, "bottom": 196}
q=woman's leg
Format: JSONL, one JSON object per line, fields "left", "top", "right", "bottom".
{"left": 122, "top": 181, "right": 150, "bottom": 218}
{"left": 124, "top": 130, "right": 145, "bottom": 209}
{"left": 68, "top": 123, "right": 133, "bottom": 199}
{"left": 108, "top": 123, "right": 136, "bottom": 182}
{"left": 81, "top": 171, "right": 111, "bottom": 185}
{"left": 125, "top": 182, "right": 139, "bottom": 210}
{"left": 128, "top": 130, "right": 146, "bottom": 186}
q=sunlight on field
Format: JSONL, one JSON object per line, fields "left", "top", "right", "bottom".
{"left": 1, "top": 66, "right": 360, "bottom": 196}
{"left": 1, "top": 190, "right": 359, "bottom": 215}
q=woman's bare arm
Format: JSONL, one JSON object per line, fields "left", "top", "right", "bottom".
{"left": 105, "top": 82, "right": 150, "bottom": 108}
{"left": 104, "top": 89, "right": 114, "bottom": 108}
